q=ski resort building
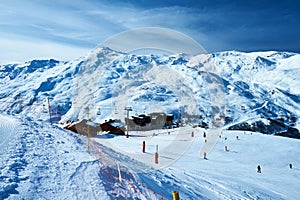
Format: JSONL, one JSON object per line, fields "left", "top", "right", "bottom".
{"left": 125, "top": 112, "right": 174, "bottom": 131}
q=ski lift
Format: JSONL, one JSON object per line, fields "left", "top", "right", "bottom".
{"left": 97, "top": 108, "right": 101, "bottom": 115}
{"left": 114, "top": 108, "right": 119, "bottom": 114}
{"left": 42, "top": 104, "right": 48, "bottom": 113}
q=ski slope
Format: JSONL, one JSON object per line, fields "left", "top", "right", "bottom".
{"left": 1, "top": 114, "right": 300, "bottom": 199}
{"left": 0, "top": 115, "right": 109, "bottom": 199}
{"left": 93, "top": 128, "right": 300, "bottom": 199}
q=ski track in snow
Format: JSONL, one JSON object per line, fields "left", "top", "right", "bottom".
{"left": 0, "top": 115, "right": 109, "bottom": 200}
{"left": 91, "top": 141, "right": 165, "bottom": 199}
{"left": 0, "top": 115, "right": 18, "bottom": 150}
{"left": 0, "top": 114, "right": 172, "bottom": 200}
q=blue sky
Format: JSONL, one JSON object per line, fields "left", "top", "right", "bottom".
{"left": 0, "top": 0, "right": 299, "bottom": 63}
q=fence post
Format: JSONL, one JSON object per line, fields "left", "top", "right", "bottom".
{"left": 172, "top": 191, "right": 180, "bottom": 200}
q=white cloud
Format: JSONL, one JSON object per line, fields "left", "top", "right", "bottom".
{"left": 0, "top": 37, "right": 90, "bottom": 64}
{"left": 101, "top": 27, "right": 206, "bottom": 55}
{"left": 0, "top": 1, "right": 212, "bottom": 63}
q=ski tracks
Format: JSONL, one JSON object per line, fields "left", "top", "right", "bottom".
{"left": 0, "top": 116, "right": 108, "bottom": 199}
{"left": 67, "top": 160, "right": 108, "bottom": 200}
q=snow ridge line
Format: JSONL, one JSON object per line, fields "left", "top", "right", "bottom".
{"left": 87, "top": 138, "right": 166, "bottom": 199}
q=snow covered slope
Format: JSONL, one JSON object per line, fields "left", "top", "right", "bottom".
{"left": 0, "top": 48, "right": 299, "bottom": 138}
{"left": 0, "top": 114, "right": 109, "bottom": 199}
{"left": 1, "top": 114, "right": 300, "bottom": 199}
{"left": 98, "top": 129, "right": 300, "bottom": 199}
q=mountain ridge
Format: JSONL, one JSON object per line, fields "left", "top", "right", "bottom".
{"left": 0, "top": 48, "right": 299, "bottom": 138}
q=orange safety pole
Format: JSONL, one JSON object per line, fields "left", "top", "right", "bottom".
{"left": 154, "top": 145, "right": 159, "bottom": 164}
{"left": 172, "top": 191, "right": 180, "bottom": 200}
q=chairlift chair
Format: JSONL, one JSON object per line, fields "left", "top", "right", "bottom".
{"left": 97, "top": 108, "right": 101, "bottom": 115}
{"left": 42, "top": 104, "right": 48, "bottom": 113}
{"left": 114, "top": 108, "right": 118, "bottom": 114}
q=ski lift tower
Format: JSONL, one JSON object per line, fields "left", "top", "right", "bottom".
{"left": 124, "top": 106, "right": 132, "bottom": 138}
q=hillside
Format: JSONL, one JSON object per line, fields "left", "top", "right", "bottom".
{"left": 0, "top": 48, "right": 299, "bottom": 138}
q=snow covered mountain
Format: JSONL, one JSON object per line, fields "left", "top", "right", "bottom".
{"left": 1, "top": 48, "right": 300, "bottom": 199}
{"left": 0, "top": 48, "right": 299, "bottom": 138}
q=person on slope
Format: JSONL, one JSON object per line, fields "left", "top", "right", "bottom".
{"left": 257, "top": 165, "right": 261, "bottom": 173}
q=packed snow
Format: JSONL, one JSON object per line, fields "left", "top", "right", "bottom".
{"left": 0, "top": 114, "right": 109, "bottom": 199}
{"left": 1, "top": 114, "right": 300, "bottom": 199}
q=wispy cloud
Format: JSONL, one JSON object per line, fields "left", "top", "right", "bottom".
{"left": 0, "top": 0, "right": 299, "bottom": 64}
{"left": 0, "top": 1, "right": 210, "bottom": 63}
{"left": 0, "top": 36, "right": 90, "bottom": 64}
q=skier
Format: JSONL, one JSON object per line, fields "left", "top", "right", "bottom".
{"left": 257, "top": 165, "right": 261, "bottom": 173}
{"left": 203, "top": 132, "right": 206, "bottom": 138}
{"left": 289, "top": 163, "right": 293, "bottom": 169}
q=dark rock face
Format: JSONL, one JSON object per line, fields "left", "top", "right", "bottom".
{"left": 228, "top": 118, "right": 300, "bottom": 139}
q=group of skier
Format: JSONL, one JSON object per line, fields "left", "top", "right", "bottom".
{"left": 257, "top": 163, "right": 293, "bottom": 173}
{"left": 203, "top": 131, "right": 294, "bottom": 173}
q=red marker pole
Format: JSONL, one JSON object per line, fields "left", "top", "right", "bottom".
{"left": 142, "top": 141, "right": 146, "bottom": 153}
{"left": 154, "top": 145, "right": 159, "bottom": 164}
{"left": 155, "top": 152, "right": 158, "bottom": 164}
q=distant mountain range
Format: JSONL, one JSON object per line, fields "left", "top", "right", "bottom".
{"left": 0, "top": 48, "right": 299, "bottom": 138}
